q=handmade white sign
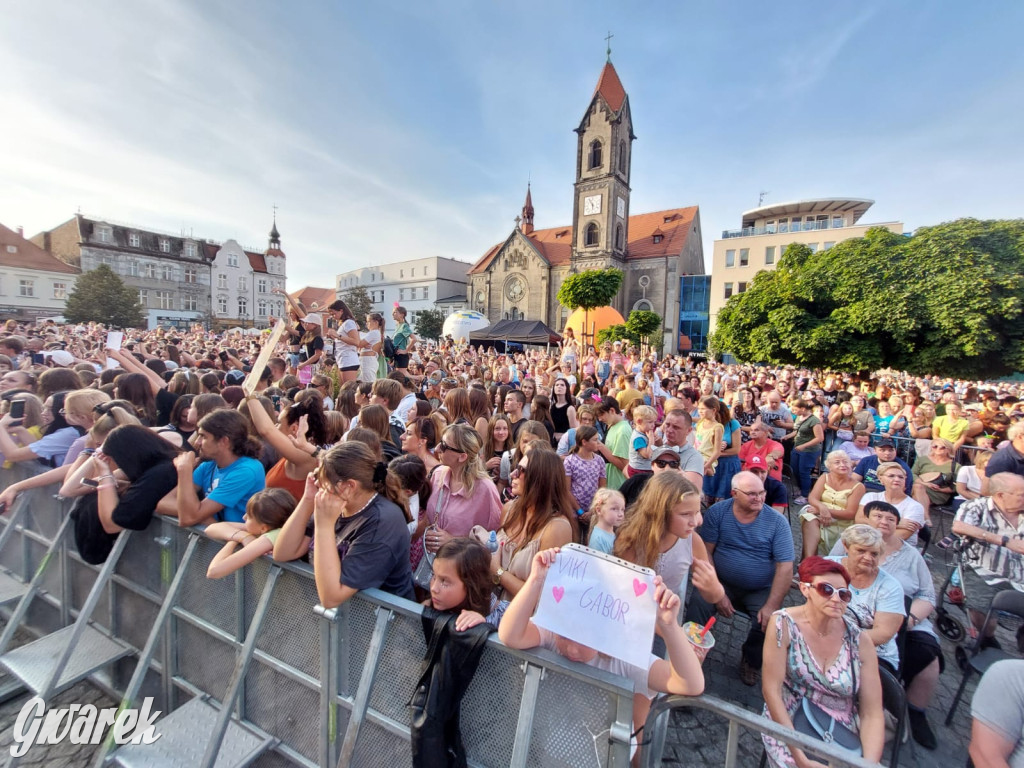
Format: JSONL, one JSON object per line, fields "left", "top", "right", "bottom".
{"left": 532, "top": 543, "right": 657, "bottom": 668}
{"left": 242, "top": 319, "right": 287, "bottom": 396}
{"left": 104, "top": 331, "right": 123, "bottom": 351}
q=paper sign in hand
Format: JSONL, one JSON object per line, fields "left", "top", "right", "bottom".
{"left": 532, "top": 543, "right": 657, "bottom": 668}
{"left": 105, "top": 331, "right": 123, "bottom": 351}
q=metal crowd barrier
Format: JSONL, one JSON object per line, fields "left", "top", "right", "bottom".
{"left": 0, "top": 463, "right": 877, "bottom": 767}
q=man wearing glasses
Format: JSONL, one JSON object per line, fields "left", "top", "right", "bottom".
{"left": 684, "top": 471, "right": 795, "bottom": 686}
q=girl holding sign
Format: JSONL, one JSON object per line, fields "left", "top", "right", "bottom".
{"left": 499, "top": 547, "right": 705, "bottom": 762}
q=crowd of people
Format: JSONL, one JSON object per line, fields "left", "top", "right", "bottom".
{"left": 2, "top": 305, "right": 1024, "bottom": 766}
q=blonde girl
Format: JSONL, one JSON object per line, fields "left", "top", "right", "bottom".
{"left": 586, "top": 488, "right": 624, "bottom": 554}
{"left": 694, "top": 396, "right": 724, "bottom": 477}
{"left": 205, "top": 488, "right": 297, "bottom": 579}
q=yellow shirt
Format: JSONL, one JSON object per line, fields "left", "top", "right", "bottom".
{"left": 932, "top": 415, "right": 969, "bottom": 443}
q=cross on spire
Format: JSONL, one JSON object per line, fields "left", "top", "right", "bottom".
{"left": 605, "top": 31, "right": 613, "bottom": 61}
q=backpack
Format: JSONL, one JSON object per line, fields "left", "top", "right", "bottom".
{"left": 383, "top": 335, "right": 397, "bottom": 360}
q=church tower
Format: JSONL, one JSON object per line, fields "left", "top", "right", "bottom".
{"left": 571, "top": 58, "right": 635, "bottom": 270}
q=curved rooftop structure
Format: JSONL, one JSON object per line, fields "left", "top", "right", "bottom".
{"left": 739, "top": 198, "right": 873, "bottom": 229}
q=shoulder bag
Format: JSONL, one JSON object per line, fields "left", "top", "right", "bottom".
{"left": 790, "top": 623, "right": 862, "bottom": 756}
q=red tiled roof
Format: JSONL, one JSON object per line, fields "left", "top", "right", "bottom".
{"left": 469, "top": 205, "right": 698, "bottom": 274}
{"left": 202, "top": 242, "right": 220, "bottom": 261}
{"left": 265, "top": 248, "right": 285, "bottom": 258}
{"left": 244, "top": 251, "right": 267, "bottom": 273}
{"left": 0, "top": 222, "right": 79, "bottom": 274}
{"left": 594, "top": 61, "right": 626, "bottom": 113}
{"left": 290, "top": 286, "right": 336, "bottom": 311}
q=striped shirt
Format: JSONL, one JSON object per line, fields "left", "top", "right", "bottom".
{"left": 957, "top": 496, "right": 1024, "bottom": 586}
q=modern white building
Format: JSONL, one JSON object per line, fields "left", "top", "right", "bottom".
{"left": 0, "top": 223, "right": 79, "bottom": 322}
{"left": 336, "top": 256, "right": 471, "bottom": 324}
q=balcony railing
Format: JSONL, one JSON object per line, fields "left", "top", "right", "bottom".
{"left": 722, "top": 219, "right": 845, "bottom": 239}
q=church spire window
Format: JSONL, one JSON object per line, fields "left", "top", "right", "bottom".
{"left": 615, "top": 224, "right": 624, "bottom": 250}
{"left": 585, "top": 222, "right": 600, "bottom": 247}
{"left": 588, "top": 140, "right": 603, "bottom": 170}
{"left": 619, "top": 140, "right": 627, "bottom": 173}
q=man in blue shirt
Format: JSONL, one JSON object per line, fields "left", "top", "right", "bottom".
{"left": 853, "top": 437, "right": 913, "bottom": 494}
{"left": 159, "top": 409, "right": 265, "bottom": 526}
{"left": 684, "top": 471, "right": 795, "bottom": 686}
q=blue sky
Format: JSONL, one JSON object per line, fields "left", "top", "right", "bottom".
{"left": 2, "top": 1, "right": 1022, "bottom": 291}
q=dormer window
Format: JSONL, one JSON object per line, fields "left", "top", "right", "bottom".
{"left": 554, "top": 230, "right": 569, "bottom": 239}
{"left": 588, "top": 140, "right": 603, "bottom": 170}
{"left": 159, "top": 239, "right": 170, "bottom": 253}
{"left": 128, "top": 233, "right": 140, "bottom": 248}
{"left": 653, "top": 235, "right": 663, "bottom": 244}
{"left": 97, "top": 226, "right": 112, "bottom": 243}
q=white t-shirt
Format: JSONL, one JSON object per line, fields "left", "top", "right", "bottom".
{"left": 860, "top": 491, "right": 926, "bottom": 546}
{"left": 334, "top": 319, "right": 360, "bottom": 367}
{"left": 956, "top": 465, "right": 982, "bottom": 499}
{"left": 394, "top": 392, "right": 418, "bottom": 424}
{"left": 536, "top": 625, "right": 654, "bottom": 698}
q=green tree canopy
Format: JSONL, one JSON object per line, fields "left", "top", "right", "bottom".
{"left": 556, "top": 268, "right": 623, "bottom": 312}
{"left": 595, "top": 310, "right": 663, "bottom": 349}
{"left": 414, "top": 308, "right": 445, "bottom": 342}
{"left": 338, "top": 285, "right": 372, "bottom": 322}
{"left": 63, "top": 264, "right": 145, "bottom": 328}
{"left": 709, "top": 219, "right": 1024, "bottom": 376}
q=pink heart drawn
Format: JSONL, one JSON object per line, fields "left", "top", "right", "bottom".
{"left": 552, "top": 586, "right": 565, "bottom": 603}
{"left": 633, "top": 578, "right": 647, "bottom": 598}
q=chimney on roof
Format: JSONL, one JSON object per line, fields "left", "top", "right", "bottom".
{"left": 16, "top": 226, "right": 23, "bottom": 237}
{"left": 521, "top": 184, "right": 535, "bottom": 235}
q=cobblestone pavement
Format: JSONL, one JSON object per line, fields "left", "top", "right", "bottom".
{"left": 661, "top": 504, "right": 991, "bottom": 768}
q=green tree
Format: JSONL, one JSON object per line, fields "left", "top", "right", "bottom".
{"left": 339, "top": 285, "right": 373, "bottom": 322}
{"left": 557, "top": 268, "right": 623, "bottom": 348}
{"left": 626, "top": 310, "right": 662, "bottom": 344}
{"left": 709, "top": 219, "right": 1024, "bottom": 376}
{"left": 414, "top": 308, "right": 446, "bottom": 342}
{"left": 596, "top": 324, "right": 630, "bottom": 347}
{"left": 63, "top": 264, "right": 145, "bottom": 328}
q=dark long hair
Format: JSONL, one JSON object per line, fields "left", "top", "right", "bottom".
{"left": 45, "top": 391, "right": 84, "bottom": 437}
{"left": 287, "top": 390, "right": 328, "bottom": 445}
{"left": 115, "top": 372, "right": 157, "bottom": 425}
{"left": 502, "top": 444, "right": 578, "bottom": 545}
{"left": 197, "top": 409, "right": 261, "bottom": 458}
{"left": 434, "top": 538, "right": 494, "bottom": 615}
{"left": 103, "top": 424, "right": 178, "bottom": 481}
{"left": 328, "top": 300, "right": 354, "bottom": 322}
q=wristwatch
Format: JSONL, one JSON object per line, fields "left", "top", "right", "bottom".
{"left": 1002, "top": 535, "right": 1010, "bottom": 548}
{"left": 493, "top": 567, "right": 505, "bottom": 586}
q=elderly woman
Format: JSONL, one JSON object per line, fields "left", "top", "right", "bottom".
{"left": 802, "top": 451, "right": 866, "bottom": 559}
{"left": 739, "top": 421, "right": 784, "bottom": 482}
{"left": 911, "top": 438, "right": 957, "bottom": 526}
{"left": 856, "top": 461, "right": 927, "bottom": 545}
{"left": 830, "top": 502, "right": 942, "bottom": 749}
{"left": 762, "top": 555, "right": 884, "bottom": 767}
{"left": 828, "top": 525, "right": 905, "bottom": 676}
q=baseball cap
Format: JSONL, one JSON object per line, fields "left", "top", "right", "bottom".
{"left": 874, "top": 437, "right": 896, "bottom": 448}
{"left": 224, "top": 369, "right": 246, "bottom": 386}
{"left": 301, "top": 313, "right": 323, "bottom": 326}
{"left": 45, "top": 349, "right": 75, "bottom": 367}
{"left": 651, "top": 446, "right": 681, "bottom": 463}
{"left": 745, "top": 455, "right": 769, "bottom": 473}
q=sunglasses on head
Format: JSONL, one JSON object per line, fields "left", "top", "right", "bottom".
{"left": 652, "top": 457, "right": 680, "bottom": 469}
{"left": 803, "top": 581, "right": 853, "bottom": 603}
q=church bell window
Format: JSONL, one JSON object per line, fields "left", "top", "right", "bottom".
{"left": 585, "top": 222, "right": 600, "bottom": 247}
{"left": 589, "top": 140, "right": 602, "bottom": 169}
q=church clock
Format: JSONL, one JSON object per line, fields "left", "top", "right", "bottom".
{"left": 583, "top": 194, "right": 602, "bottom": 215}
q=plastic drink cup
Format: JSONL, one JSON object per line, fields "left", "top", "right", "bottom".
{"left": 682, "top": 621, "right": 715, "bottom": 664}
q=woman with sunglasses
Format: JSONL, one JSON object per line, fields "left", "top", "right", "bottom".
{"left": 420, "top": 424, "right": 501, "bottom": 557}
{"left": 761, "top": 555, "right": 884, "bottom": 768}
{"left": 400, "top": 414, "right": 443, "bottom": 476}
{"left": 911, "top": 437, "right": 957, "bottom": 527}
{"left": 831, "top": 502, "right": 941, "bottom": 749}
{"left": 828, "top": 524, "right": 905, "bottom": 677}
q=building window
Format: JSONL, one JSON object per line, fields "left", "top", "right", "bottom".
{"left": 723, "top": 283, "right": 733, "bottom": 299}
{"left": 144, "top": 263, "right": 157, "bottom": 279}
{"left": 128, "top": 260, "right": 140, "bottom": 277}
{"left": 258, "top": 300, "right": 267, "bottom": 316}
{"left": 653, "top": 234, "right": 663, "bottom": 244}
{"left": 138, "top": 289, "right": 149, "bottom": 306}
{"left": 159, "top": 239, "right": 170, "bottom": 253}
{"left": 424, "top": 266, "right": 429, "bottom": 276}
{"left": 765, "top": 221, "right": 776, "bottom": 234}
{"left": 227, "top": 254, "right": 238, "bottom": 267}
{"left": 588, "top": 140, "right": 602, "bottom": 169}
{"left": 185, "top": 267, "right": 196, "bottom": 283}
{"left": 615, "top": 224, "right": 623, "bottom": 250}
{"left": 97, "top": 226, "right": 112, "bottom": 243}
{"left": 585, "top": 222, "right": 599, "bottom": 247}
{"left": 807, "top": 243, "right": 819, "bottom": 253}
{"left": 824, "top": 241, "right": 835, "bottom": 250}
{"left": 161, "top": 265, "right": 173, "bottom": 281}
{"left": 400, "top": 269, "right": 404, "bottom": 278}
{"left": 777, "top": 218, "right": 788, "bottom": 233}
{"left": 238, "top": 298, "right": 247, "bottom": 316}
{"left": 5, "top": 245, "right": 15, "bottom": 254}
{"left": 182, "top": 295, "right": 197, "bottom": 312}
{"left": 218, "top": 274, "right": 227, "bottom": 289}
{"left": 185, "top": 242, "right": 197, "bottom": 258}
{"left": 422, "top": 286, "right": 428, "bottom": 300}
{"left": 725, "top": 249, "right": 735, "bottom": 268}
{"left": 618, "top": 140, "right": 627, "bottom": 173}
{"left": 18, "top": 280, "right": 34, "bottom": 297}
{"left": 765, "top": 246, "right": 775, "bottom": 265}
{"left": 156, "top": 291, "right": 173, "bottom": 309}
{"left": 738, "top": 282, "right": 748, "bottom": 294}
{"left": 238, "top": 276, "right": 247, "bottom": 291}
{"left": 52, "top": 282, "right": 67, "bottom": 300}
{"left": 258, "top": 279, "right": 267, "bottom": 293}
{"left": 832, "top": 216, "right": 843, "bottom": 229}
{"left": 411, "top": 268, "right": 416, "bottom": 277}
{"left": 128, "top": 233, "right": 140, "bottom": 247}
{"left": 217, "top": 297, "right": 228, "bottom": 315}
{"left": 739, "top": 249, "right": 749, "bottom": 267}
{"left": 371, "top": 273, "right": 375, "bottom": 282}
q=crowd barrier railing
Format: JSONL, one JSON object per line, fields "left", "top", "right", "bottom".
{"left": 0, "top": 463, "right": 879, "bottom": 767}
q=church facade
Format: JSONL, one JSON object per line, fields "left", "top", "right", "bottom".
{"left": 468, "top": 60, "right": 705, "bottom": 351}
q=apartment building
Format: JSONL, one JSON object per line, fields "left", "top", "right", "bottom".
{"left": 709, "top": 198, "right": 903, "bottom": 330}
{"left": 0, "top": 223, "right": 79, "bottom": 322}
{"left": 336, "top": 256, "right": 470, "bottom": 325}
